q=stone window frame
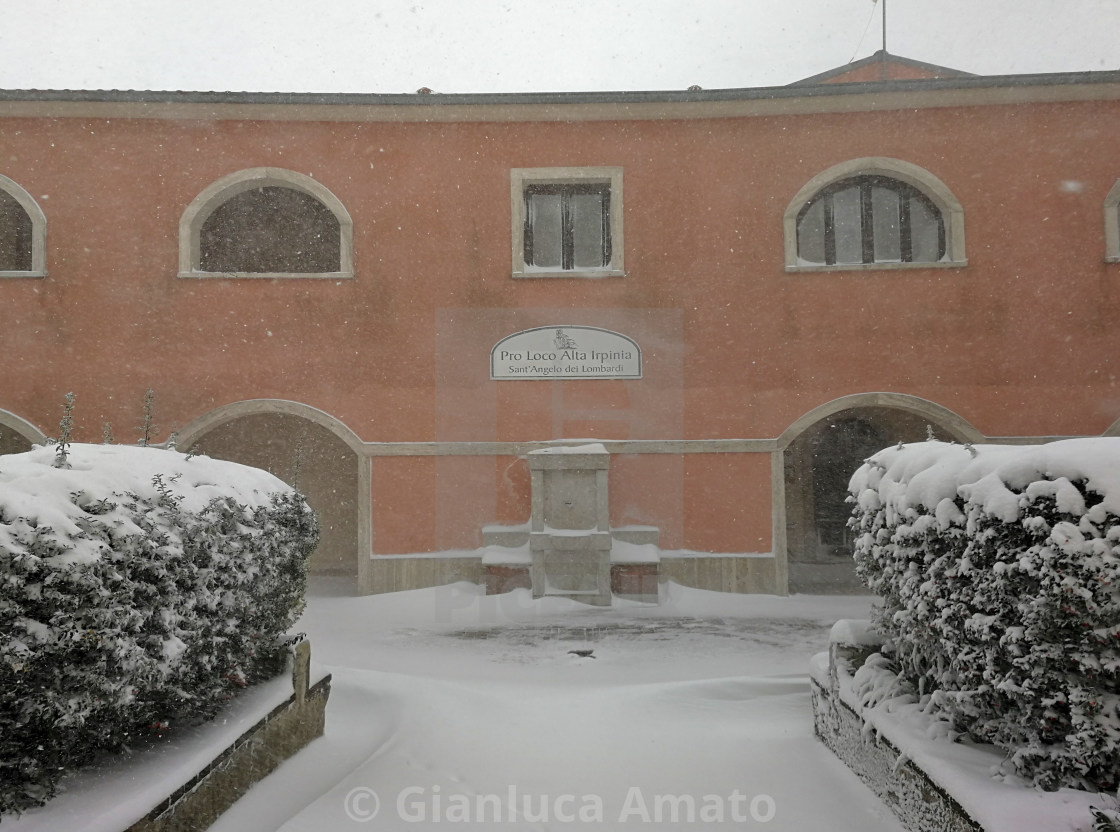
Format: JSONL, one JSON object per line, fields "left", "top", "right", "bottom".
{"left": 783, "top": 157, "right": 966, "bottom": 272}
{"left": 0, "top": 173, "right": 47, "bottom": 279}
{"left": 179, "top": 167, "right": 354, "bottom": 279}
{"left": 1105, "top": 177, "right": 1120, "bottom": 263}
{"left": 510, "top": 166, "right": 624, "bottom": 279}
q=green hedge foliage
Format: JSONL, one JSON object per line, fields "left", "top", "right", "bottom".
{"left": 0, "top": 445, "right": 317, "bottom": 813}
{"left": 850, "top": 440, "right": 1120, "bottom": 792}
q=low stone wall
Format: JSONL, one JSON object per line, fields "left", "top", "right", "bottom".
{"left": 125, "top": 641, "right": 331, "bottom": 832}
{"left": 609, "top": 563, "right": 659, "bottom": 599}
{"left": 481, "top": 562, "right": 660, "bottom": 601}
{"left": 811, "top": 641, "right": 982, "bottom": 832}
{"left": 484, "top": 563, "right": 532, "bottom": 594}
{"left": 362, "top": 553, "right": 483, "bottom": 594}
{"left": 364, "top": 550, "right": 782, "bottom": 598}
{"left": 659, "top": 553, "right": 780, "bottom": 594}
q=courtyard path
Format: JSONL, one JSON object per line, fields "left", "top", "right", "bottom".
{"left": 206, "top": 581, "right": 906, "bottom": 832}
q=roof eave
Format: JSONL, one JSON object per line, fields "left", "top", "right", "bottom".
{"left": 1, "top": 69, "right": 1118, "bottom": 123}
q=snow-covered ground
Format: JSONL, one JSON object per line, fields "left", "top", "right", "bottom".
{"left": 9, "top": 441, "right": 1115, "bottom": 831}
{"left": 10, "top": 578, "right": 908, "bottom": 831}
{"left": 210, "top": 579, "right": 904, "bottom": 831}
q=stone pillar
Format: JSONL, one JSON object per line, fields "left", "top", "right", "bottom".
{"left": 528, "top": 444, "right": 612, "bottom": 606}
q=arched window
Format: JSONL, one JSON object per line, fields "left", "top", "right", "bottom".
{"left": 797, "top": 175, "right": 944, "bottom": 266}
{"left": 0, "top": 174, "right": 47, "bottom": 278}
{"left": 179, "top": 168, "right": 353, "bottom": 278}
{"left": 1105, "top": 177, "right": 1120, "bottom": 263}
{"left": 784, "top": 158, "right": 965, "bottom": 271}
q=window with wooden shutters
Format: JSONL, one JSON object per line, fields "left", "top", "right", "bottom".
{"left": 524, "top": 183, "right": 611, "bottom": 272}
{"left": 511, "top": 167, "right": 623, "bottom": 278}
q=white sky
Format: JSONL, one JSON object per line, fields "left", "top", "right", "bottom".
{"left": 0, "top": 0, "right": 1118, "bottom": 94}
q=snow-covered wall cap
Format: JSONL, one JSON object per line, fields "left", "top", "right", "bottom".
{"left": 849, "top": 438, "right": 1120, "bottom": 519}
{"left": 828, "top": 619, "right": 882, "bottom": 648}
{"left": 528, "top": 443, "right": 609, "bottom": 455}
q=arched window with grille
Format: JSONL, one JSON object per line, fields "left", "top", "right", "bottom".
{"left": 784, "top": 158, "right": 965, "bottom": 271}
{"left": 179, "top": 168, "right": 353, "bottom": 279}
{"left": 1105, "top": 176, "right": 1120, "bottom": 263}
{"left": 0, "top": 174, "right": 47, "bottom": 278}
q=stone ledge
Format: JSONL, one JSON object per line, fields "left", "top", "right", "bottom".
{"left": 481, "top": 523, "right": 531, "bottom": 548}
{"left": 125, "top": 642, "right": 330, "bottom": 832}
{"left": 812, "top": 629, "right": 982, "bottom": 832}
{"left": 813, "top": 627, "right": 1113, "bottom": 832}
{"left": 366, "top": 550, "right": 779, "bottom": 597}
{"left": 811, "top": 674, "right": 982, "bottom": 832}
{"left": 482, "top": 562, "right": 660, "bottom": 602}
{"left": 482, "top": 524, "right": 660, "bottom": 549}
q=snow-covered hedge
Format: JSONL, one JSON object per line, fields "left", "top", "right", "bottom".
{"left": 0, "top": 444, "right": 318, "bottom": 813}
{"left": 849, "top": 439, "right": 1120, "bottom": 792}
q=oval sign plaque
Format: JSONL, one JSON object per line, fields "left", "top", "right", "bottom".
{"left": 491, "top": 326, "right": 642, "bottom": 380}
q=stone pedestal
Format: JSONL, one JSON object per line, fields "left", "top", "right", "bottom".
{"left": 528, "top": 444, "right": 612, "bottom": 606}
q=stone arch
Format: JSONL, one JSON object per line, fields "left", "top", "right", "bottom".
{"left": 1102, "top": 413, "right": 1120, "bottom": 436}
{"left": 0, "top": 409, "right": 47, "bottom": 455}
{"left": 178, "top": 167, "right": 354, "bottom": 278}
{"left": 778, "top": 393, "right": 980, "bottom": 593}
{"left": 177, "top": 400, "right": 364, "bottom": 576}
{"left": 777, "top": 392, "right": 982, "bottom": 450}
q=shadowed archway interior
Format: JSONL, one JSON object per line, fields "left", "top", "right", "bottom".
{"left": 784, "top": 406, "right": 945, "bottom": 593}
{"left": 189, "top": 412, "right": 359, "bottom": 575}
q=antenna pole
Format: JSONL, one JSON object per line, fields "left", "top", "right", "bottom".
{"left": 879, "top": 0, "right": 888, "bottom": 79}
{"left": 882, "top": 0, "right": 888, "bottom": 55}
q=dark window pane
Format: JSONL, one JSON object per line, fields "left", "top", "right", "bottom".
{"left": 570, "top": 192, "right": 606, "bottom": 268}
{"left": 0, "top": 189, "right": 33, "bottom": 271}
{"left": 524, "top": 183, "right": 610, "bottom": 271}
{"left": 832, "top": 186, "right": 863, "bottom": 264}
{"left": 199, "top": 186, "right": 341, "bottom": 273}
{"left": 811, "top": 417, "right": 887, "bottom": 551}
{"left": 871, "top": 185, "right": 901, "bottom": 262}
{"left": 797, "top": 199, "right": 826, "bottom": 264}
{"left": 527, "top": 192, "right": 562, "bottom": 268}
{"left": 909, "top": 196, "right": 942, "bottom": 262}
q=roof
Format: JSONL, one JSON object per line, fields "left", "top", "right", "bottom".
{"left": 791, "top": 50, "right": 973, "bottom": 85}
{"left": 0, "top": 65, "right": 1118, "bottom": 124}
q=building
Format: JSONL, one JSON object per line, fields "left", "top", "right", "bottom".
{"left": 2, "top": 55, "right": 1120, "bottom": 596}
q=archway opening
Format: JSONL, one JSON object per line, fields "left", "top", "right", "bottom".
{"left": 784, "top": 406, "right": 939, "bottom": 593}
{"left": 0, "top": 410, "right": 44, "bottom": 455}
{"left": 189, "top": 412, "right": 359, "bottom": 576}
{"left": 0, "top": 430, "right": 36, "bottom": 456}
